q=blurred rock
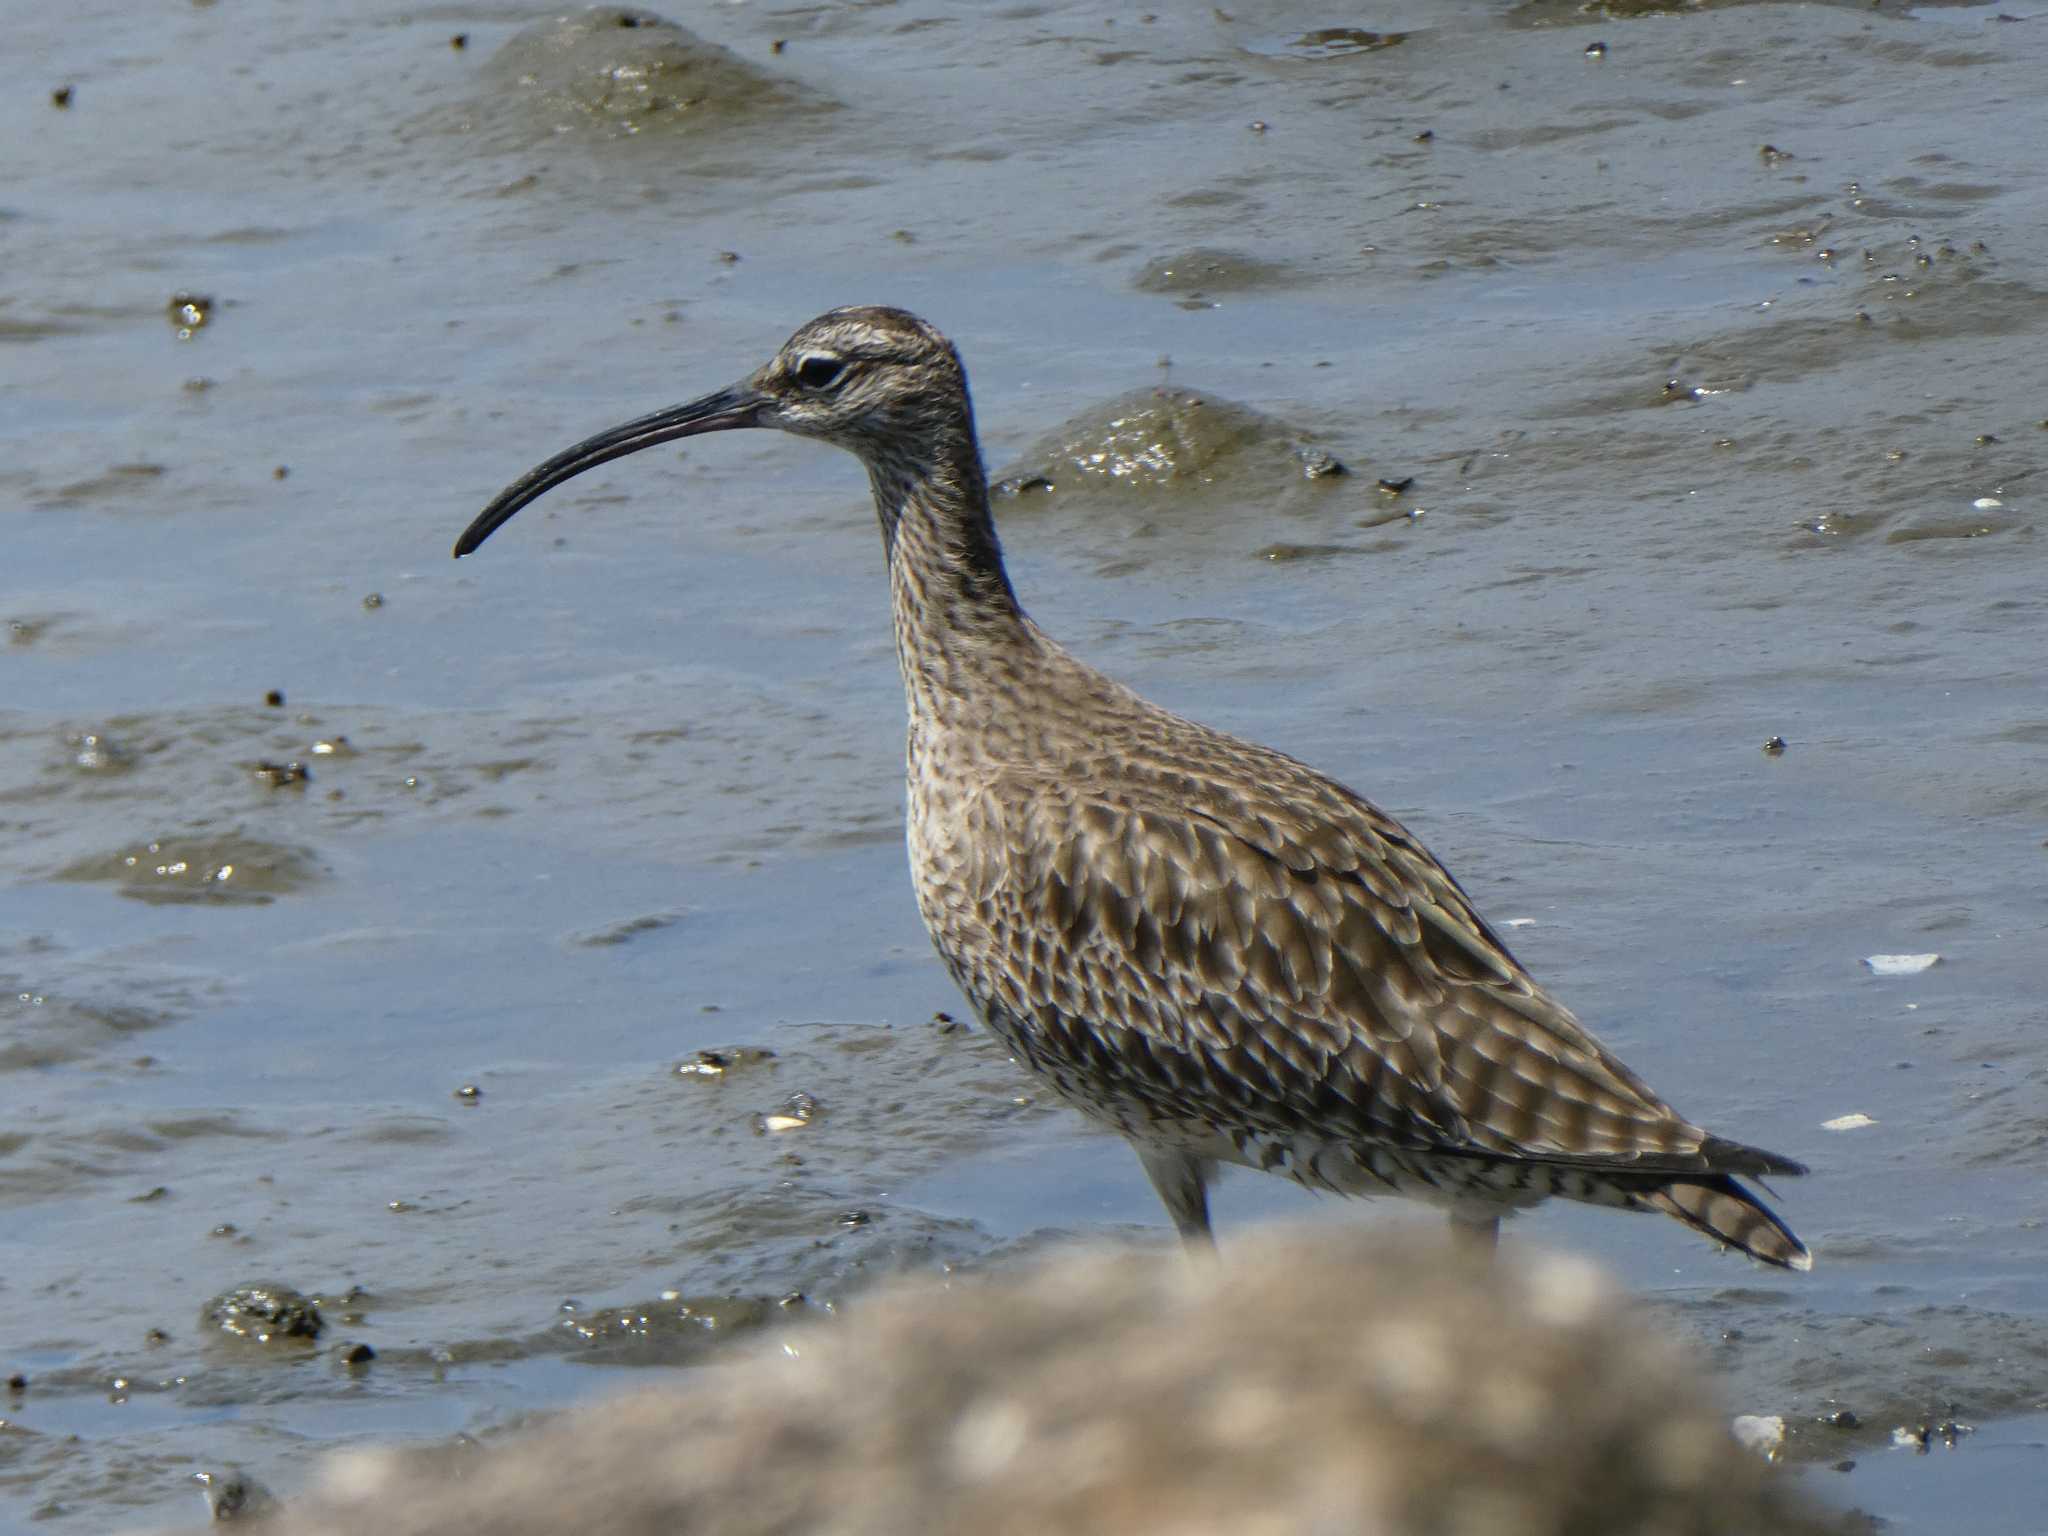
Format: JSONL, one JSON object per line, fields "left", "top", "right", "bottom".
{"left": 179, "top": 1226, "right": 1838, "bottom": 1536}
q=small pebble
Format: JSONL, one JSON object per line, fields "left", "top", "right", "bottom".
{"left": 758, "top": 1090, "right": 820, "bottom": 1133}
{"left": 51, "top": 85, "right": 73, "bottom": 108}
{"left": 1731, "top": 1414, "right": 1785, "bottom": 1457}
{"left": 450, "top": 32, "right": 468, "bottom": 49}
{"left": 1584, "top": 40, "right": 1607, "bottom": 57}
{"left": 455, "top": 1084, "right": 481, "bottom": 1101}
{"left": 167, "top": 293, "right": 213, "bottom": 339}
{"left": 1762, "top": 736, "right": 1787, "bottom": 755}
{"left": 361, "top": 592, "right": 384, "bottom": 610}
{"left": 1864, "top": 953, "right": 1938, "bottom": 976}
{"left": 1249, "top": 120, "right": 1268, "bottom": 132}
{"left": 264, "top": 689, "right": 284, "bottom": 707}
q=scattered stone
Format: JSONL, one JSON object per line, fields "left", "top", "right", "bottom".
{"left": 478, "top": 7, "right": 830, "bottom": 143}
{"left": 1762, "top": 736, "right": 1787, "bottom": 755}
{"left": 58, "top": 835, "right": 322, "bottom": 905}
{"left": 998, "top": 386, "right": 1322, "bottom": 497}
{"left": 265, "top": 689, "right": 285, "bottom": 707}
{"left": 71, "top": 732, "right": 136, "bottom": 773}
{"left": 202, "top": 1284, "right": 324, "bottom": 1344}
{"left": 1731, "top": 1414, "right": 1785, "bottom": 1458}
{"left": 674, "top": 1046, "right": 775, "bottom": 1080}
{"left": 1133, "top": 248, "right": 1286, "bottom": 297}
{"left": 756, "top": 1090, "right": 819, "bottom": 1132}
{"left": 167, "top": 293, "right": 212, "bottom": 339}
{"left": 193, "top": 1469, "right": 274, "bottom": 1522}
{"left": 1864, "top": 954, "right": 1938, "bottom": 976}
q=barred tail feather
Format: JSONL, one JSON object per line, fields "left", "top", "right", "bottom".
{"left": 1641, "top": 1176, "right": 1812, "bottom": 1271}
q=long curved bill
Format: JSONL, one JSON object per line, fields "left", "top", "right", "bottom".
{"left": 453, "top": 382, "right": 764, "bottom": 558}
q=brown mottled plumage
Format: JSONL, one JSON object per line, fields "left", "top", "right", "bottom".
{"left": 455, "top": 307, "right": 1811, "bottom": 1270}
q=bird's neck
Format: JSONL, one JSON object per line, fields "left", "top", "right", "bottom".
{"left": 870, "top": 426, "right": 1034, "bottom": 727}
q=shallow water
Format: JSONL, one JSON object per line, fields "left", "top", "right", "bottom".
{"left": 4, "top": 0, "right": 2045, "bottom": 1528}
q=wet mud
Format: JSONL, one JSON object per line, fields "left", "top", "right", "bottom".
{"left": 3, "top": 0, "right": 2045, "bottom": 1529}
{"left": 465, "top": 7, "right": 832, "bottom": 148}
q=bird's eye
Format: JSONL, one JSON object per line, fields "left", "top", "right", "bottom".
{"left": 794, "top": 354, "right": 847, "bottom": 390}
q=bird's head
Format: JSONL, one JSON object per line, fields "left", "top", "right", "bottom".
{"left": 454, "top": 306, "right": 971, "bottom": 558}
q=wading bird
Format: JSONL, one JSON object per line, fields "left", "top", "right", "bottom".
{"left": 455, "top": 307, "right": 1809, "bottom": 1268}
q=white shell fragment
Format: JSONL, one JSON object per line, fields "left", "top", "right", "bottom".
{"left": 1822, "top": 1113, "right": 1877, "bottom": 1132}
{"left": 1972, "top": 497, "right": 2003, "bottom": 510}
{"left": 1865, "top": 953, "right": 1939, "bottom": 975}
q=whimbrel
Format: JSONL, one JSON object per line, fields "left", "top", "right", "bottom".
{"left": 455, "top": 307, "right": 1810, "bottom": 1269}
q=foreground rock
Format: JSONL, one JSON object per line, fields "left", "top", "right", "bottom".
{"left": 183, "top": 1226, "right": 1838, "bottom": 1535}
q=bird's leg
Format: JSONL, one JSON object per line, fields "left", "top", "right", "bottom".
{"left": 1135, "top": 1145, "right": 1216, "bottom": 1251}
{"left": 1449, "top": 1210, "right": 1500, "bottom": 1260}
